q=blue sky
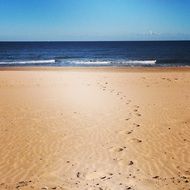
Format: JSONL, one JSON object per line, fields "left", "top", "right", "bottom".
{"left": 0, "top": 0, "right": 190, "bottom": 41}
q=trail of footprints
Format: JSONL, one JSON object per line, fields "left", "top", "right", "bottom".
{"left": 94, "top": 80, "right": 190, "bottom": 190}
{"left": 96, "top": 80, "right": 144, "bottom": 189}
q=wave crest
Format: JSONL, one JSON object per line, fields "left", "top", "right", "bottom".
{"left": 0, "top": 59, "right": 55, "bottom": 65}
{"left": 63, "top": 59, "right": 157, "bottom": 66}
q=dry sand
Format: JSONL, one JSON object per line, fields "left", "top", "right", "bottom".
{"left": 0, "top": 67, "right": 190, "bottom": 190}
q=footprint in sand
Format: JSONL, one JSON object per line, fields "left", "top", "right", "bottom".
{"left": 109, "top": 146, "right": 126, "bottom": 153}
{"left": 128, "top": 161, "right": 134, "bottom": 165}
{"left": 130, "top": 138, "right": 142, "bottom": 143}
{"left": 119, "top": 130, "right": 133, "bottom": 135}
{"left": 85, "top": 171, "right": 107, "bottom": 180}
{"left": 133, "top": 123, "right": 140, "bottom": 127}
{"left": 126, "top": 130, "right": 133, "bottom": 135}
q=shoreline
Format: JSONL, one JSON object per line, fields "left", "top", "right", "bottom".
{"left": 0, "top": 66, "right": 190, "bottom": 72}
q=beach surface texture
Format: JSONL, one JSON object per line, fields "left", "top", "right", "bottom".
{"left": 0, "top": 67, "right": 190, "bottom": 190}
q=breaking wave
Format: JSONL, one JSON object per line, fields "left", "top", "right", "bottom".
{"left": 59, "top": 59, "right": 157, "bottom": 66}
{"left": 0, "top": 59, "right": 55, "bottom": 65}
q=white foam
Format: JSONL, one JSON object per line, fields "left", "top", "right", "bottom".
{"left": 120, "top": 60, "right": 156, "bottom": 65}
{"left": 67, "top": 60, "right": 156, "bottom": 65}
{"left": 0, "top": 59, "right": 55, "bottom": 65}
{"left": 68, "top": 60, "right": 111, "bottom": 65}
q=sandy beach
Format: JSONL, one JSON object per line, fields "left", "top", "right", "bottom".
{"left": 0, "top": 67, "right": 190, "bottom": 190}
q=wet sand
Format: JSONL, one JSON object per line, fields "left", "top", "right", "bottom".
{"left": 0, "top": 67, "right": 190, "bottom": 190}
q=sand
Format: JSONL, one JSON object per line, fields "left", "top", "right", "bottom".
{"left": 0, "top": 67, "right": 190, "bottom": 190}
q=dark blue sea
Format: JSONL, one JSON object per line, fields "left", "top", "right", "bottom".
{"left": 0, "top": 41, "right": 190, "bottom": 67}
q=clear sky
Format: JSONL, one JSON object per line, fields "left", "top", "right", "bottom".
{"left": 0, "top": 0, "right": 190, "bottom": 41}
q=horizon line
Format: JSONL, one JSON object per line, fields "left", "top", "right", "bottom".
{"left": 0, "top": 40, "right": 190, "bottom": 42}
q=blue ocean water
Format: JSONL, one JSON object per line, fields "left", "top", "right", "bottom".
{"left": 0, "top": 41, "right": 190, "bottom": 67}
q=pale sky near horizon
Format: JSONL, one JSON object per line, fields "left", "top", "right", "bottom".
{"left": 0, "top": 0, "right": 190, "bottom": 41}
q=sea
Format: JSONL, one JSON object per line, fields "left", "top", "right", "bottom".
{"left": 0, "top": 41, "right": 190, "bottom": 67}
